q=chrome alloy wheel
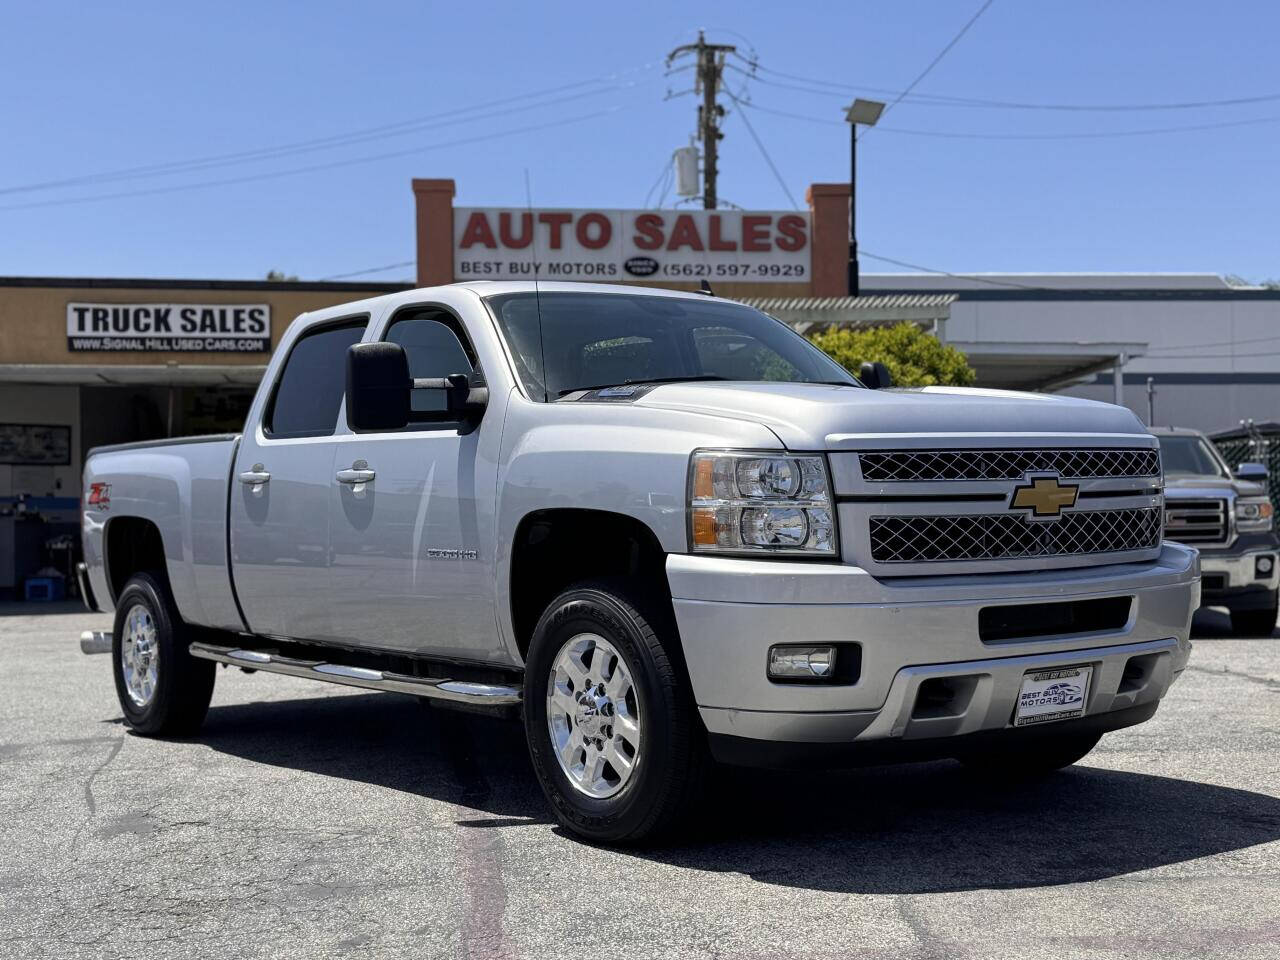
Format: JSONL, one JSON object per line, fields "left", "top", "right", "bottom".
{"left": 546, "top": 633, "right": 641, "bottom": 799}
{"left": 120, "top": 603, "right": 159, "bottom": 707}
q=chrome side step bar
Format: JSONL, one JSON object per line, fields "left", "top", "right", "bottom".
{"left": 188, "top": 642, "right": 522, "bottom": 708}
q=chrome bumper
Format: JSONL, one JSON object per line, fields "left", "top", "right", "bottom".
{"left": 667, "top": 543, "right": 1198, "bottom": 745}
{"left": 1198, "top": 549, "right": 1279, "bottom": 591}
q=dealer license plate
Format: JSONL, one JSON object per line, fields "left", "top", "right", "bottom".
{"left": 1014, "top": 665, "right": 1092, "bottom": 727}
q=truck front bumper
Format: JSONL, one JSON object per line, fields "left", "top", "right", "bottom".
{"left": 667, "top": 543, "right": 1198, "bottom": 763}
{"left": 1197, "top": 544, "right": 1278, "bottom": 609}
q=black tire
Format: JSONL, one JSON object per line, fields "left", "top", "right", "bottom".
{"left": 111, "top": 571, "right": 215, "bottom": 736}
{"left": 523, "top": 580, "right": 706, "bottom": 845}
{"left": 1230, "top": 604, "right": 1278, "bottom": 637}
{"left": 957, "top": 731, "right": 1102, "bottom": 778}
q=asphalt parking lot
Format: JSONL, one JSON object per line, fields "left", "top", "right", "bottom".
{"left": 1, "top": 603, "right": 1277, "bottom": 960}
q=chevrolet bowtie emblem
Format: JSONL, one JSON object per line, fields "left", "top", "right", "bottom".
{"left": 1010, "top": 475, "right": 1079, "bottom": 518}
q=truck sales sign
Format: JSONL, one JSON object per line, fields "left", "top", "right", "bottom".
{"left": 66, "top": 303, "right": 271, "bottom": 353}
{"left": 454, "top": 208, "right": 810, "bottom": 283}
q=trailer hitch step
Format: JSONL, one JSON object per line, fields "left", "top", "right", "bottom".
{"left": 187, "top": 641, "right": 522, "bottom": 708}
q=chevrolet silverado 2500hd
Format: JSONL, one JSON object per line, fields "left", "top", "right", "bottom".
{"left": 80, "top": 282, "right": 1199, "bottom": 843}
{"left": 1152, "top": 426, "right": 1277, "bottom": 635}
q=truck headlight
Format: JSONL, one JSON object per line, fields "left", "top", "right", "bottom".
{"left": 689, "top": 451, "right": 836, "bottom": 556}
{"left": 1235, "top": 497, "right": 1275, "bottom": 533}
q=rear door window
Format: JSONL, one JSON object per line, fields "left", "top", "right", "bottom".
{"left": 267, "top": 320, "right": 367, "bottom": 438}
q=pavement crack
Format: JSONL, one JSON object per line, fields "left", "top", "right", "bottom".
{"left": 1185, "top": 664, "right": 1280, "bottom": 689}
{"left": 83, "top": 736, "right": 124, "bottom": 817}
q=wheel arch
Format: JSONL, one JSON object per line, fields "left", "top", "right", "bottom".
{"left": 508, "top": 508, "right": 675, "bottom": 661}
{"left": 103, "top": 515, "right": 169, "bottom": 606}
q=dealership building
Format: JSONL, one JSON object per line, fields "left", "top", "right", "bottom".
{"left": 1, "top": 175, "right": 1277, "bottom": 593}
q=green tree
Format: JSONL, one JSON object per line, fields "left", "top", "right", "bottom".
{"left": 265, "top": 270, "right": 299, "bottom": 282}
{"left": 809, "top": 322, "right": 976, "bottom": 387}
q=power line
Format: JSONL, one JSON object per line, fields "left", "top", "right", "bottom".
{"left": 748, "top": 61, "right": 1280, "bottom": 112}
{"left": 866, "top": 0, "right": 997, "bottom": 136}
{"left": 0, "top": 107, "right": 623, "bottom": 212}
{"left": 723, "top": 89, "right": 800, "bottom": 209}
{"left": 317, "top": 261, "right": 416, "bottom": 281}
{"left": 1148, "top": 350, "right": 1280, "bottom": 358}
{"left": 1146, "top": 332, "right": 1280, "bottom": 352}
{"left": 643, "top": 155, "right": 672, "bottom": 208}
{"left": 740, "top": 99, "right": 1280, "bottom": 140}
{"left": 0, "top": 63, "right": 657, "bottom": 197}
{"left": 858, "top": 251, "right": 1060, "bottom": 291}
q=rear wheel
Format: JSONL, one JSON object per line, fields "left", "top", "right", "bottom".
{"left": 1230, "top": 600, "right": 1278, "bottom": 637}
{"left": 523, "top": 580, "right": 705, "bottom": 844}
{"left": 111, "top": 571, "right": 215, "bottom": 736}
{"left": 957, "top": 731, "right": 1101, "bottom": 777}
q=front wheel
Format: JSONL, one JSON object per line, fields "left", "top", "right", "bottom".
{"left": 111, "top": 571, "right": 215, "bottom": 736}
{"left": 523, "top": 581, "right": 705, "bottom": 844}
{"left": 957, "top": 731, "right": 1101, "bottom": 778}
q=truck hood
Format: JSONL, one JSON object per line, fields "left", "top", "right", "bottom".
{"left": 633, "top": 382, "right": 1150, "bottom": 449}
{"left": 1164, "top": 475, "right": 1265, "bottom": 497}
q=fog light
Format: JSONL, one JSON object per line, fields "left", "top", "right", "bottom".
{"left": 768, "top": 645, "right": 836, "bottom": 679}
{"left": 1257, "top": 555, "right": 1275, "bottom": 577}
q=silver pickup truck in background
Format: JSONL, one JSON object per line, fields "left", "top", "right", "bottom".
{"left": 1152, "top": 426, "right": 1277, "bottom": 635}
{"left": 80, "top": 281, "right": 1199, "bottom": 843}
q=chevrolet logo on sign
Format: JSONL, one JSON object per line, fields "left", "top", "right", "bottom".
{"left": 1010, "top": 475, "right": 1079, "bottom": 518}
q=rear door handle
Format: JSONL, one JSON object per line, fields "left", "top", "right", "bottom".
{"left": 238, "top": 464, "right": 271, "bottom": 484}
{"left": 336, "top": 460, "right": 375, "bottom": 484}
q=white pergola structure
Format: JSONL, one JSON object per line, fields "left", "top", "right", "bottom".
{"left": 736, "top": 294, "right": 1145, "bottom": 399}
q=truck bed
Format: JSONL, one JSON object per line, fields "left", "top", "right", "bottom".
{"left": 81, "top": 433, "right": 245, "bottom": 632}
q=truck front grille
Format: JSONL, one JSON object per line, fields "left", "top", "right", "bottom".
{"left": 869, "top": 506, "right": 1163, "bottom": 564}
{"left": 858, "top": 448, "right": 1161, "bottom": 483}
{"left": 1163, "top": 498, "right": 1228, "bottom": 545}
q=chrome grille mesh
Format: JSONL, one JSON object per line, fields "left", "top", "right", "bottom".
{"left": 869, "top": 507, "right": 1162, "bottom": 563}
{"left": 859, "top": 448, "right": 1161, "bottom": 483}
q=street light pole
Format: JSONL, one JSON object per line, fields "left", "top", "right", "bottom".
{"left": 848, "top": 122, "right": 858, "bottom": 297}
{"left": 844, "top": 99, "right": 885, "bottom": 298}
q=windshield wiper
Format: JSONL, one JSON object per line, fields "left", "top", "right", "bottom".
{"left": 557, "top": 375, "right": 729, "bottom": 398}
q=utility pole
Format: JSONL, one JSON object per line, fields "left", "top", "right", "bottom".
{"left": 667, "top": 31, "right": 735, "bottom": 209}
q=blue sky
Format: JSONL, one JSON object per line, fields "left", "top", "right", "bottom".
{"left": 1, "top": 1, "right": 1277, "bottom": 282}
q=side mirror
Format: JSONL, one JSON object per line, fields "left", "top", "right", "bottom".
{"left": 347, "top": 342, "right": 491, "bottom": 432}
{"left": 1235, "top": 462, "right": 1269, "bottom": 482}
{"left": 859, "top": 361, "right": 893, "bottom": 390}
{"left": 347, "top": 342, "right": 410, "bottom": 431}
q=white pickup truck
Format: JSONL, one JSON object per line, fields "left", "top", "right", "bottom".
{"left": 80, "top": 281, "right": 1198, "bottom": 843}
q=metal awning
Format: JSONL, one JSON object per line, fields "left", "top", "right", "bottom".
{"left": 950, "top": 341, "right": 1148, "bottom": 392}
{"left": 734, "top": 294, "right": 957, "bottom": 336}
{"left": 0, "top": 364, "right": 265, "bottom": 386}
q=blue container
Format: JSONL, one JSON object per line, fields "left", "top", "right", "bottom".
{"left": 24, "top": 577, "right": 66, "bottom": 602}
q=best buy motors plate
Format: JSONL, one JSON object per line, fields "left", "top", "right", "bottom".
{"left": 1014, "top": 665, "right": 1092, "bottom": 727}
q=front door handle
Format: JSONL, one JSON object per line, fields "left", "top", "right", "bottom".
{"left": 336, "top": 460, "right": 376, "bottom": 484}
{"left": 239, "top": 464, "right": 271, "bottom": 484}
{"left": 238, "top": 463, "right": 270, "bottom": 497}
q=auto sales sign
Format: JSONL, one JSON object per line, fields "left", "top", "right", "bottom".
{"left": 66, "top": 303, "right": 271, "bottom": 353}
{"left": 454, "top": 208, "right": 810, "bottom": 283}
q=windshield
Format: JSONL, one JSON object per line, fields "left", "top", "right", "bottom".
{"left": 1157, "top": 435, "right": 1227, "bottom": 478}
{"left": 485, "top": 291, "right": 859, "bottom": 400}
